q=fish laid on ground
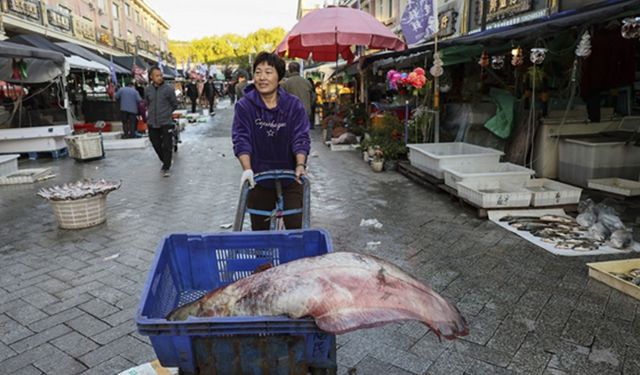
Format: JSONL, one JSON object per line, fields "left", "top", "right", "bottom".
{"left": 166, "top": 252, "right": 469, "bottom": 339}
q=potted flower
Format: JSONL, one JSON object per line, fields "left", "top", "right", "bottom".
{"left": 371, "top": 146, "right": 384, "bottom": 172}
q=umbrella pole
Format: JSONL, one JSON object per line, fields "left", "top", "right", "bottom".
{"left": 434, "top": 33, "right": 440, "bottom": 143}
{"left": 335, "top": 27, "right": 339, "bottom": 115}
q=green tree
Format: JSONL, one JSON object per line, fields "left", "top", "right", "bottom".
{"left": 169, "top": 27, "right": 286, "bottom": 67}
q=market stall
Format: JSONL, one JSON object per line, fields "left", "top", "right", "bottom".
{"left": 0, "top": 41, "right": 72, "bottom": 155}
{"left": 56, "top": 42, "right": 131, "bottom": 123}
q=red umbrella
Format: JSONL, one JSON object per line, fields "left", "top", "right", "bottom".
{"left": 276, "top": 6, "right": 405, "bottom": 62}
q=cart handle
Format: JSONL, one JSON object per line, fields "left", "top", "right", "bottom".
{"left": 233, "top": 170, "right": 311, "bottom": 231}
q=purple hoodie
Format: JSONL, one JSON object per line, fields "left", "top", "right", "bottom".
{"left": 232, "top": 84, "right": 311, "bottom": 174}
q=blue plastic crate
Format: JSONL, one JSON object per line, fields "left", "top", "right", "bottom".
{"left": 136, "top": 230, "right": 335, "bottom": 374}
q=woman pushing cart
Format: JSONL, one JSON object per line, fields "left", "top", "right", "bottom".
{"left": 232, "top": 52, "right": 311, "bottom": 231}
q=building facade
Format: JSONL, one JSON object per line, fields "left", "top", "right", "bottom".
{"left": 0, "top": 0, "right": 173, "bottom": 65}
{"left": 339, "top": 0, "right": 409, "bottom": 33}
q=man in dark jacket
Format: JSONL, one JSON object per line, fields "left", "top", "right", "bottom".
{"left": 145, "top": 66, "right": 178, "bottom": 177}
{"left": 186, "top": 79, "right": 199, "bottom": 113}
{"left": 281, "top": 62, "right": 313, "bottom": 118}
{"left": 235, "top": 73, "right": 248, "bottom": 101}
{"left": 203, "top": 77, "right": 217, "bottom": 115}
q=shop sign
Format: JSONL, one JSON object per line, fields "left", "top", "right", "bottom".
{"left": 114, "top": 38, "right": 126, "bottom": 51}
{"left": 478, "top": 0, "right": 533, "bottom": 22}
{"left": 7, "top": 0, "right": 41, "bottom": 21}
{"left": 73, "top": 18, "right": 95, "bottom": 41}
{"left": 47, "top": 9, "right": 71, "bottom": 31}
{"left": 438, "top": 9, "right": 458, "bottom": 37}
{"left": 485, "top": 8, "right": 548, "bottom": 30}
{"left": 125, "top": 41, "right": 136, "bottom": 54}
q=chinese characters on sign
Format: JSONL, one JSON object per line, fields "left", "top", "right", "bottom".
{"left": 7, "top": 0, "right": 41, "bottom": 21}
{"left": 47, "top": 9, "right": 71, "bottom": 31}
{"left": 479, "top": 0, "right": 532, "bottom": 22}
{"left": 438, "top": 9, "right": 458, "bottom": 37}
{"left": 401, "top": 0, "right": 438, "bottom": 45}
{"left": 73, "top": 18, "right": 96, "bottom": 42}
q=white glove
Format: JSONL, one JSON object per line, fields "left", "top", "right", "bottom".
{"left": 241, "top": 169, "right": 255, "bottom": 189}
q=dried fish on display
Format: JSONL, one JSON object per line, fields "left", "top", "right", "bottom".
{"left": 503, "top": 214, "right": 603, "bottom": 252}
{"left": 609, "top": 268, "right": 640, "bottom": 286}
{"left": 37, "top": 179, "right": 121, "bottom": 201}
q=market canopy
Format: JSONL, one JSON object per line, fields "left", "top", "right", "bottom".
{"left": 9, "top": 35, "right": 111, "bottom": 74}
{"left": 112, "top": 55, "right": 149, "bottom": 72}
{"left": 8, "top": 34, "right": 70, "bottom": 56}
{"left": 161, "top": 64, "right": 176, "bottom": 79}
{"left": 276, "top": 6, "right": 405, "bottom": 62}
{"left": 0, "top": 41, "right": 66, "bottom": 83}
{"left": 66, "top": 55, "right": 110, "bottom": 74}
{"left": 56, "top": 42, "right": 130, "bottom": 75}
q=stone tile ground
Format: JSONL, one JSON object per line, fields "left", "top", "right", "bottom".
{"left": 0, "top": 100, "right": 639, "bottom": 374}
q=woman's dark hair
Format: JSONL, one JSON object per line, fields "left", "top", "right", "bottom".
{"left": 253, "top": 52, "right": 285, "bottom": 81}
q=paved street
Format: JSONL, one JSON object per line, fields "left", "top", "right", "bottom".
{"left": 1, "top": 101, "right": 639, "bottom": 375}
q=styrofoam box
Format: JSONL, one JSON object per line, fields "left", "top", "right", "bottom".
{"left": 0, "top": 125, "right": 71, "bottom": 153}
{"left": 408, "top": 143, "right": 504, "bottom": 179}
{"left": 0, "top": 154, "right": 19, "bottom": 177}
{"left": 520, "top": 178, "right": 582, "bottom": 207}
{"left": 559, "top": 138, "right": 640, "bottom": 187}
{"left": 457, "top": 180, "right": 532, "bottom": 208}
{"left": 588, "top": 178, "right": 640, "bottom": 197}
{"left": 443, "top": 162, "right": 535, "bottom": 190}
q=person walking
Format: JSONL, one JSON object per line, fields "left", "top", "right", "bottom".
{"left": 281, "top": 62, "right": 313, "bottom": 120}
{"left": 145, "top": 66, "right": 178, "bottom": 177}
{"left": 235, "top": 72, "right": 248, "bottom": 101}
{"left": 115, "top": 80, "right": 141, "bottom": 139}
{"left": 186, "top": 79, "right": 199, "bottom": 113}
{"left": 232, "top": 52, "right": 311, "bottom": 230}
{"left": 203, "top": 77, "right": 218, "bottom": 115}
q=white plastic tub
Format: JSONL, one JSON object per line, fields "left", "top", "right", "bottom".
{"left": 443, "top": 162, "right": 535, "bottom": 190}
{"left": 588, "top": 178, "right": 640, "bottom": 197}
{"left": 559, "top": 136, "right": 640, "bottom": 187}
{"left": 457, "top": 180, "right": 532, "bottom": 208}
{"left": 407, "top": 143, "right": 504, "bottom": 179}
{"left": 520, "top": 178, "right": 582, "bottom": 207}
{"left": 0, "top": 154, "right": 19, "bottom": 177}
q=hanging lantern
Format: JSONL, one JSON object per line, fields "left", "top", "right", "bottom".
{"left": 478, "top": 49, "right": 490, "bottom": 68}
{"left": 530, "top": 48, "right": 547, "bottom": 65}
{"left": 621, "top": 17, "right": 640, "bottom": 39}
{"left": 430, "top": 52, "right": 444, "bottom": 78}
{"left": 575, "top": 31, "right": 592, "bottom": 58}
{"left": 511, "top": 46, "right": 523, "bottom": 67}
{"left": 491, "top": 56, "right": 505, "bottom": 70}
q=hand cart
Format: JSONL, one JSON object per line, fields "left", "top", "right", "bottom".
{"left": 137, "top": 169, "right": 337, "bottom": 375}
{"left": 233, "top": 170, "right": 311, "bottom": 231}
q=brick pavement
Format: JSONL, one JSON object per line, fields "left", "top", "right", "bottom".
{"left": 0, "top": 100, "right": 639, "bottom": 374}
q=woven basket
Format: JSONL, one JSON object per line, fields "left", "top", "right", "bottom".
{"left": 49, "top": 195, "right": 107, "bottom": 229}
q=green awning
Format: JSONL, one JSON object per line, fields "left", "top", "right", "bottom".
{"left": 439, "top": 45, "right": 484, "bottom": 66}
{"left": 439, "top": 42, "right": 515, "bottom": 66}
